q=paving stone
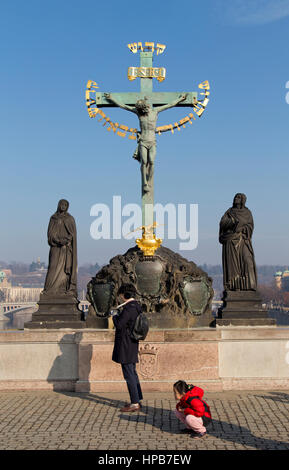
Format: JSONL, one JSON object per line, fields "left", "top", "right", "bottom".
{"left": 0, "top": 390, "right": 288, "bottom": 450}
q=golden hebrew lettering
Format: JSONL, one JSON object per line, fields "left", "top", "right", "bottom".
{"left": 107, "top": 122, "right": 116, "bottom": 132}
{"left": 199, "top": 80, "right": 210, "bottom": 90}
{"left": 88, "top": 108, "right": 99, "bottom": 118}
{"left": 174, "top": 122, "right": 181, "bottom": 131}
{"left": 86, "top": 90, "right": 96, "bottom": 104}
{"left": 119, "top": 124, "right": 129, "bottom": 131}
{"left": 128, "top": 43, "right": 138, "bottom": 53}
{"left": 117, "top": 131, "right": 126, "bottom": 137}
{"left": 97, "top": 109, "right": 106, "bottom": 121}
{"left": 128, "top": 134, "right": 137, "bottom": 140}
{"left": 108, "top": 122, "right": 119, "bottom": 132}
{"left": 86, "top": 80, "right": 99, "bottom": 90}
{"left": 159, "top": 124, "right": 174, "bottom": 133}
{"left": 202, "top": 98, "right": 209, "bottom": 107}
{"left": 87, "top": 98, "right": 96, "bottom": 107}
{"left": 194, "top": 105, "right": 205, "bottom": 117}
{"left": 127, "top": 42, "right": 166, "bottom": 54}
{"left": 85, "top": 90, "right": 90, "bottom": 101}
{"left": 189, "top": 112, "right": 196, "bottom": 120}
{"left": 179, "top": 116, "right": 190, "bottom": 127}
{"left": 102, "top": 117, "right": 111, "bottom": 126}
{"left": 156, "top": 43, "right": 166, "bottom": 55}
{"left": 144, "top": 42, "right": 154, "bottom": 52}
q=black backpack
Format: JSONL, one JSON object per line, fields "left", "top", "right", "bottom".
{"left": 130, "top": 309, "right": 149, "bottom": 341}
{"left": 186, "top": 394, "right": 212, "bottom": 427}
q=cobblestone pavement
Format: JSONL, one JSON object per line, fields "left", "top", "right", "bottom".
{"left": 0, "top": 390, "right": 288, "bottom": 450}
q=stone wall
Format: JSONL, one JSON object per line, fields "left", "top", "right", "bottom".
{"left": 0, "top": 327, "right": 288, "bottom": 391}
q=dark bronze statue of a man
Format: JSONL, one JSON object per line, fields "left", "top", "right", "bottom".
{"left": 43, "top": 199, "right": 78, "bottom": 297}
{"left": 104, "top": 93, "right": 187, "bottom": 194}
{"left": 219, "top": 193, "right": 257, "bottom": 291}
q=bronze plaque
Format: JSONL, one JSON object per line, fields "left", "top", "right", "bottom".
{"left": 87, "top": 282, "right": 113, "bottom": 317}
{"left": 135, "top": 259, "right": 163, "bottom": 296}
{"left": 180, "top": 277, "right": 210, "bottom": 315}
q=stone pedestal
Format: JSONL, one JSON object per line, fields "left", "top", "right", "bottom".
{"left": 216, "top": 290, "right": 276, "bottom": 327}
{"left": 24, "top": 292, "right": 85, "bottom": 329}
{"left": 86, "top": 245, "right": 214, "bottom": 328}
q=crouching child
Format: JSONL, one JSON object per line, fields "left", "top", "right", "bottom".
{"left": 173, "top": 380, "right": 212, "bottom": 439}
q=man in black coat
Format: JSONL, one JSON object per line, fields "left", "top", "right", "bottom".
{"left": 111, "top": 283, "right": 143, "bottom": 412}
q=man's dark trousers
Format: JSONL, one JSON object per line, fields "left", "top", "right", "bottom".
{"left": 121, "top": 363, "right": 143, "bottom": 404}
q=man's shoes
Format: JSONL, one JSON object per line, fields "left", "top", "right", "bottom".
{"left": 191, "top": 431, "right": 207, "bottom": 439}
{"left": 123, "top": 402, "right": 142, "bottom": 409}
{"left": 120, "top": 403, "right": 141, "bottom": 412}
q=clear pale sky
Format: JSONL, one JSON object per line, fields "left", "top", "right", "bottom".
{"left": 1, "top": 0, "right": 289, "bottom": 266}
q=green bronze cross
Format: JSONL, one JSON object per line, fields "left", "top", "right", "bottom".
{"left": 86, "top": 43, "right": 209, "bottom": 256}
{"left": 94, "top": 51, "right": 198, "bottom": 107}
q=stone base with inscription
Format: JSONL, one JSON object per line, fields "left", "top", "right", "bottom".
{"left": 86, "top": 245, "right": 214, "bottom": 328}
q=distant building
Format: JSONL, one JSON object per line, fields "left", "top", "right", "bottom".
{"left": 0, "top": 271, "right": 11, "bottom": 288}
{"left": 0, "top": 287, "right": 42, "bottom": 302}
{"left": 274, "top": 270, "right": 289, "bottom": 292}
{"left": 11, "top": 257, "right": 47, "bottom": 288}
{"left": 1, "top": 269, "right": 12, "bottom": 278}
{"left": 0, "top": 259, "right": 45, "bottom": 302}
{"left": 274, "top": 271, "right": 283, "bottom": 290}
{"left": 29, "top": 257, "right": 46, "bottom": 273}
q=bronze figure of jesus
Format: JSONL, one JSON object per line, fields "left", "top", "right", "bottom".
{"left": 104, "top": 93, "right": 187, "bottom": 194}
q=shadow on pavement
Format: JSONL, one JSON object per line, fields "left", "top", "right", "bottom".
{"left": 251, "top": 391, "right": 289, "bottom": 404}
{"left": 57, "top": 391, "right": 289, "bottom": 449}
{"left": 48, "top": 336, "right": 289, "bottom": 450}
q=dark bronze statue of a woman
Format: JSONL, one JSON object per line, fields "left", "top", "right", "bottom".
{"left": 216, "top": 193, "right": 275, "bottom": 326}
{"left": 43, "top": 199, "right": 78, "bottom": 297}
{"left": 219, "top": 193, "right": 257, "bottom": 291}
{"left": 25, "top": 199, "right": 85, "bottom": 328}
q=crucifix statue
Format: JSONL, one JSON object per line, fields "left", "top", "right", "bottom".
{"left": 103, "top": 93, "right": 187, "bottom": 194}
{"left": 85, "top": 42, "right": 210, "bottom": 255}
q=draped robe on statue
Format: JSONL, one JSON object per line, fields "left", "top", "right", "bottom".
{"left": 219, "top": 206, "right": 257, "bottom": 291}
{"left": 44, "top": 208, "right": 77, "bottom": 296}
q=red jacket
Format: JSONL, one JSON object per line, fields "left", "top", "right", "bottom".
{"left": 176, "top": 386, "right": 211, "bottom": 419}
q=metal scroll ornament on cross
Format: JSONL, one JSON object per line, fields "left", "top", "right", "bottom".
{"left": 85, "top": 43, "right": 210, "bottom": 256}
